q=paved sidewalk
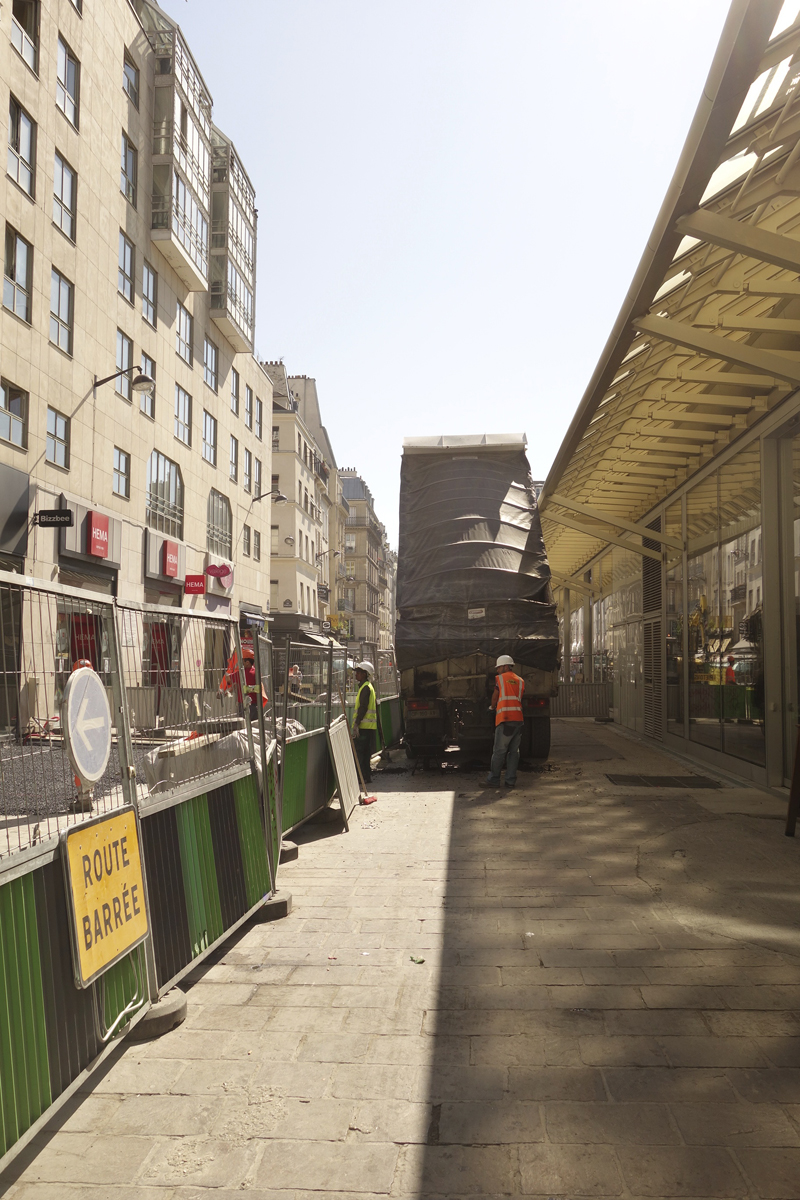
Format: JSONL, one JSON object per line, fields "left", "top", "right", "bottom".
{"left": 3, "top": 719, "right": 800, "bottom": 1199}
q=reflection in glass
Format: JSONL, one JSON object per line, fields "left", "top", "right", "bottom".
{"left": 687, "top": 471, "right": 721, "bottom": 750}
{"left": 665, "top": 501, "right": 683, "bottom": 738}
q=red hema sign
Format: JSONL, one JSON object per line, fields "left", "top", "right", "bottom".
{"left": 184, "top": 574, "right": 205, "bottom": 595}
{"left": 89, "top": 512, "right": 109, "bottom": 558}
{"left": 163, "top": 540, "right": 179, "bottom": 578}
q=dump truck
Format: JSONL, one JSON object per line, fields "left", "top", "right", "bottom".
{"left": 395, "top": 434, "right": 560, "bottom": 762}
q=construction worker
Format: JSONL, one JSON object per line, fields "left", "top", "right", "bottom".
{"left": 486, "top": 653, "right": 525, "bottom": 788}
{"left": 352, "top": 660, "right": 377, "bottom": 784}
{"left": 220, "top": 639, "right": 267, "bottom": 723}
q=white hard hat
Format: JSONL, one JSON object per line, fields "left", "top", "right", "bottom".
{"left": 356, "top": 660, "right": 374, "bottom": 674}
{"left": 495, "top": 654, "right": 514, "bottom": 668}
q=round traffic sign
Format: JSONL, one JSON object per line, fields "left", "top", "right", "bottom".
{"left": 62, "top": 667, "right": 112, "bottom": 784}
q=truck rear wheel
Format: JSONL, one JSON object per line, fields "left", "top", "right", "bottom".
{"left": 529, "top": 715, "right": 551, "bottom": 761}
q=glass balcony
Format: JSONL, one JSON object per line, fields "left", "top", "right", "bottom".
{"left": 208, "top": 133, "right": 257, "bottom": 352}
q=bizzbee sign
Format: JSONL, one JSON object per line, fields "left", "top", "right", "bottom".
{"left": 61, "top": 807, "right": 149, "bottom": 987}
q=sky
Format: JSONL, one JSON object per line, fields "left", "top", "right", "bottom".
{"left": 172, "top": 0, "right": 734, "bottom": 545}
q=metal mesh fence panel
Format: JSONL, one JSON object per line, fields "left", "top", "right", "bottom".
{"left": 273, "top": 643, "right": 331, "bottom": 735}
{"left": 377, "top": 649, "right": 399, "bottom": 698}
{"left": 0, "top": 576, "right": 132, "bottom": 859}
{"left": 116, "top": 602, "right": 249, "bottom": 801}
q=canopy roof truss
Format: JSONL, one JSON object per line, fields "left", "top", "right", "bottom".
{"left": 541, "top": 0, "right": 800, "bottom": 585}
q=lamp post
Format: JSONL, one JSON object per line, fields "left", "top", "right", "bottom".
{"left": 93, "top": 365, "right": 156, "bottom": 396}
{"left": 232, "top": 488, "right": 287, "bottom": 559}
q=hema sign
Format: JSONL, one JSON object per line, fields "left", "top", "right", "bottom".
{"left": 144, "top": 529, "right": 186, "bottom": 582}
{"left": 58, "top": 497, "right": 122, "bottom": 568}
{"left": 89, "top": 511, "right": 109, "bottom": 558}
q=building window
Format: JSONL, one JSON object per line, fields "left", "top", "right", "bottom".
{"left": 121, "top": 131, "right": 137, "bottom": 206}
{"left": 116, "top": 330, "right": 133, "bottom": 399}
{"left": 123, "top": 52, "right": 139, "bottom": 107}
{"left": 254, "top": 458, "right": 261, "bottom": 498}
{"left": 68, "top": 0, "right": 82, "bottom": 12}
{"left": 8, "top": 97, "right": 35, "bottom": 196}
{"left": 46, "top": 406, "right": 69, "bottom": 468}
{"left": 11, "top": 0, "right": 38, "bottom": 72}
{"left": 271, "top": 474, "right": 279, "bottom": 494}
{"left": 270, "top": 526, "right": 278, "bottom": 555}
{"left": 270, "top": 580, "right": 278, "bottom": 612}
{"left": 243, "top": 448, "right": 251, "bottom": 493}
{"left": 50, "top": 267, "right": 73, "bottom": 353}
{"left": 202, "top": 410, "right": 217, "bottom": 465}
{"left": 255, "top": 397, "right": 263, "bottom": 439}
{"left": 231, "top": 366, "right": 239, "bottom": 415}
{"left": 118, "top": 231, "right": 134, "bottom": 302}
{"left": 229, "top": 435, "right": 238, "bottom": 482}
{"left": 207, "top": 489, "right": 232, "bottom": 558}
{"left": 203, "top": 336, "right": 218, "bottom": 391}
{"left": 272, "top": 425, "right": 279, "bottom": 451}
{"left": 253, "top": 530, "right": 261, "bottom": 562}
{"left": 56, "top": 37, "right": 79, "bottom": 127}
{"left": 113, "top": 447, "right": 130, "bottom": 497}
{"left": 242, "top": 525, "right": 251, "bottom": 557}
{"left": 176, "top": 301, "right": 192, "bottom": 364}
{"left": 298, "top": 432, "right": 302, "bottom": 456}
{"left": 3, "top": 226, "right": 32, "bottom": 322}
{"left": 174, "top": 384, "right": 191, "bottom": 445}
{"left": 140, "top": 352, "right": 155, "bottom": 418}
{"left": 142, "top": 260, "right": 157, "bottom": 325}
{"left": 53, "top": 151, "right": 76, "bottom": 240}
{"left": 146, "top": 450, "right": 183, "bottom": 538}
{"left": 245, "top": 385, "right": 252, "bottom": 429}
{"left": 0, "top": 378, "right": 27, "bottom": 448}
{"left": 345, "top": 532, "right": 356, "bottom": 552}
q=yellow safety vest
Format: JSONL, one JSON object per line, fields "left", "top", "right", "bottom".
{"left": 354, "top": 680, "right": 377, "bottom": 730}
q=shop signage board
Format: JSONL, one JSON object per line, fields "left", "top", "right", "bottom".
{"left": 89, "top": 511, "right": 110, "bottom": 558}
{"left": 317, "top": 584, "right": 330, "bottom": 602}
{"left": 321, "top": 620, "right": 332, "bottom": 633}
{"left": 36, "top": 509, "right": 73, "bottom": 527}
{"left": 61, "top": 807, "right": 149, "bottom": 987}
{"left": 62, "top": 666, "right": 112, "bottom": 783}
{"left": 163, "top": 540, "right": 179, "bottom": 577}
{"left": 185, "top": 574, "right": 205, "bottom": 594}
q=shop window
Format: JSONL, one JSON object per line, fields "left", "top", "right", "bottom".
{"left": 50, "top": 267, "right": 73, "bottom": 353}
{"left": 8, "top": 96, "right": 35, "bottom": 196}
{"left": 142, "top": 260, "right": 157, "bottom": 325}
{"left": 121, "top": 131, "right": 137, "bottom": 206}
{"left": 113, "top": 446, "right": 130, "bottom": 497}
{"left": 0, "top": 378, "right": 27, "bottom": 448}
{"left": 116, "top": 329, "right": 133, "bottom": 399}
{"left": 140, "top": 352, "right": 155, "bottom": 418}
{"left": 207, "top": 489, "right": 232, "bottom": 558}
{"left": 46, "top": 406, "right": 69, "bottom": 468}
{"left": 56, "top": 36, "right": 79, "bottom": 127}
{"left": 53, "top": 151, "right": 76, "bottom": 240}
{"left": 146, "top": 450, "right": 183, "bottom": 538}
{"left": 4, "top": 226, "right": 32, "bottom": 322}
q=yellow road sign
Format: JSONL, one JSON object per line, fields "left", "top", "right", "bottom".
{"left": 61, "top": 807, "right": 149, "bottom": 988}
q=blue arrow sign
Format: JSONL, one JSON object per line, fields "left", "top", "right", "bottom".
{"left": 63, "top": 668, "right": 112, "bottom": 784}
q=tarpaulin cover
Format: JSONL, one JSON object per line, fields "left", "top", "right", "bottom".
{"left": 396, "top": 446, "right": 560, "bottom": 671}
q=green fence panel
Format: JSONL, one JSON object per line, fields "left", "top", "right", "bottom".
{"left": 282, "top": 739, "right": 309, "bottom": 832}
{"left": 0, "top": 874, "right": 51, "bottom": 1158}
{"left": 176, "top": 794, "right": 224, "bottom": 957}
{"left": 233, "top": 773, "right": 271, "bottom": 908}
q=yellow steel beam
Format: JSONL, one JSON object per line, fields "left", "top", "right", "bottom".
{"left": 549, "top": 493, "right": 683, "bottom": 549}
{"left": 675, "top": 209, "right": 800, "bottom": 273}
{"left": 549, "top": 572, "right": 593, "bottom": 597}
{"left": 664, "top": 368, "right": 780, "bottom": 387}
{"left": 633, "top": 314, "right": 800, "bottom": 385}
{"left": 697, "top": 316, "right": 800, "bottom": 333}
{"left": 543, "top": 510, "right": 662, "bottom": 561}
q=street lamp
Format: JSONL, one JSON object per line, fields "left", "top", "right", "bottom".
{"left": 94, "top": 364, "right": 155, "bottom": 396}
{"left": 232, "top": 488, "right": 287, "bottom": 558}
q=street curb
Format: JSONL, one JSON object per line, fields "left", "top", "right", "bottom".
{"left": 127, "top": 988, "right": 187, "bottom": 1041}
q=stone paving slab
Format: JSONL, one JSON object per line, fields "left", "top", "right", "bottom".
{"left": 3, "top": 719, "right": 800, "bottom": 1198}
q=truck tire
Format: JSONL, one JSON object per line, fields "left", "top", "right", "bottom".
{"left": 529, "top": 715, "right": 551, "bottom": 760}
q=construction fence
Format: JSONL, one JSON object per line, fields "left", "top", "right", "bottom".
{"left": 0, "top": 569, "right": 403, "bottom": 1170}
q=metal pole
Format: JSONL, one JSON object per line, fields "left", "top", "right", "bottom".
{"left": 279, "top": 639, "right": 291, "bottom": 837}
{"left": 325, "top": 638, "right": 334, "bottom": 729}
{"left": 253, "top": 632, "right": 277, "bottom": 893}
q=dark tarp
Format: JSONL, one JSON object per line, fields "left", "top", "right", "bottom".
{"left": 396, "top": 447, "right": 560, "bottom": 671}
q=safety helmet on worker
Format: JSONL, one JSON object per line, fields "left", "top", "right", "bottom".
{"left": 356, "top": 660, "right": 374, "bottom": 674}
{"left": 495, "top": 654, "right": 515, "bottom": 669}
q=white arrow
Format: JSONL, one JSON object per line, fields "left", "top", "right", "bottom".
{"left": 76, "top": 691, "right": 105, "bottom": 752}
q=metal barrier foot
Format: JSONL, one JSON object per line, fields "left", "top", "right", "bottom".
{"left": 254, "top": 893, "right": 293, "bottom": 921}
{"left": 127, "top": 988, "right": 187, "bottom": 1041}
{"left": 279, "top": 840, "right": 299, "bottom": 863}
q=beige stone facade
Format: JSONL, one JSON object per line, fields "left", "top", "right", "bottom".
{"left": 1, "top": 0, "right": 272, "bottom": 623}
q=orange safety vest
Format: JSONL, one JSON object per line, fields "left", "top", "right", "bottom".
{"left": 495, "top": 670, "right": 524, "bottom": 725}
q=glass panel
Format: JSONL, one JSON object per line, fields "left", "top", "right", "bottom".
{"left": 719, "top": 443, "right": 763, "bottom": 765}
{"left": 687, "top": 470, "right": 721, "bottom": 750}
{"left": 665, "top": 501, "right": 684, "bottom": 738}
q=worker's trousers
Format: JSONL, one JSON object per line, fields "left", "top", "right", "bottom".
{"left": 355, "top": 730, "right": 374, "bottom": 784}
{"left": 487, "top": 720, "right": 524, "bottom": 785}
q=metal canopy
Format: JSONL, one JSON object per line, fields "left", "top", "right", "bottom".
{"left": 540, "top": 0, "right": 800, "bottom": 586}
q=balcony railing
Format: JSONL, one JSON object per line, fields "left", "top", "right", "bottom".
{"left": 210, "top": 279, "right": 254, "bottom": 339}
{"left": 153, "top": 120, "right": 210, "bottom": 205}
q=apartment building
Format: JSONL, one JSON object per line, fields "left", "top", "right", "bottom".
{"left": 0, "top": 0, "right": 272, "bottom": 629}
{"left": 378, "top": 541, "right": 397, "bottom": 651}
{"left": 263, "top": 363, "right": 335, "bottom": 645}
{"left": 338, "top": 468, "right": 385, "bottom": 657}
